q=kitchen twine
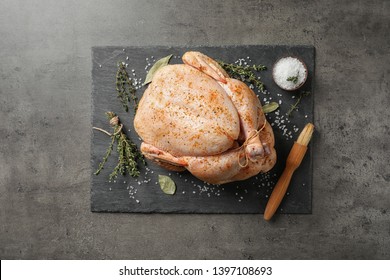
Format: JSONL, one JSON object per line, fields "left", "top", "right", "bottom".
{"left": 92, "top": 116, "right": 123, "bottom": 137}
{"left": 237, "top": 121, "right": 267, "bottom": 168}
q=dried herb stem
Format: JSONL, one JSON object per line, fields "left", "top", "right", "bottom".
{"left": 116, "top": 63, "right": 138, "bottom": 113}
{"left": 287, "top": 91, "right": 311, "bottom": 117}
{"left": 95, "top": 135, "right": 115, "bottom": 176}
{"left": 287, "top": 75, "right": 299, "bottom": 84}
{"left": 94, "top": 112, "right": 145, "bottom": 180}
{"left": 217, "top": 60, "right": 267, "bottom": 92}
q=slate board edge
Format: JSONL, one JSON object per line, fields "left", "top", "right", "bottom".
{"left": 307, "top": 46, "right": 316, "bottom": 214}
{"left": 90, "top": 45, "right": 315, "bottom": 214}
{"left": 91, "top": 44, "right": 315, "bottom": 50}
{"left": 90, "top": 47, "right": 96, "bottom": 213}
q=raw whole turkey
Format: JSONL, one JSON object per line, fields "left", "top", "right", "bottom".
{"left": 134, "top": 51, "right": 276, "bottom": 184}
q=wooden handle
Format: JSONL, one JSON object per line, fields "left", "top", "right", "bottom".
{"left": 263, "top": 123, "right": 314, "bottom": 221}
{"left": 263, "top": 142, "right": 308, "bottom": 221}
{"left": 264, "top": 167, "right": 295, "bottom": 220}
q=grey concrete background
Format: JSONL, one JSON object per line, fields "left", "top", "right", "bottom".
{"left": 0, "top": 0, "right": 389, "bottom": 259}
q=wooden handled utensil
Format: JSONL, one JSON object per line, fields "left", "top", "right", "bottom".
{"left": 264, "top": 123, "right": 314, "bottom": 221}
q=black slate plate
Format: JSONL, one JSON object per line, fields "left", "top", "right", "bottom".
{"left": 91, "top": 45, "right": 315, "bottom": 213}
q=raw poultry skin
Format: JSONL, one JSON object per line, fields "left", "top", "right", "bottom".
{"left": 134, "top": 51, "right": 276, "bottom": 184}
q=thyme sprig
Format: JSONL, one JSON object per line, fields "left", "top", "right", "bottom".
{"left": 287, "top": 75, "right": 299, "bottom": 84}
{"left": 94, "top": 112, "right": 145, "bottom": 181}
{"left": 287, "top": 91, "right": 311, "bottom": 117}
{"left": 217, "top": 60, "right": 267, "bottom": 92}
{"left": 116, "top": 63, "right": 137, "bottom": 113}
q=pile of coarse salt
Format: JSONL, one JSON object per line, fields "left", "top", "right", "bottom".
{"left": 273, "top": 57, "right": 307, "bottom": 91}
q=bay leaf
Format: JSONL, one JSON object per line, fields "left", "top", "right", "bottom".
{"left": 158, "top": 175, "right": 176, "bottom": 195}
{"left": 262, "top": 102, "right": 279, "bottom": 113}
{"left": 143, "top": 54, "right": 173, "bottom": 86}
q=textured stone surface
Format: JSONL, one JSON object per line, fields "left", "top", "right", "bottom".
{"left": 0, "top": 0, "right": 389, "bottom": 259}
